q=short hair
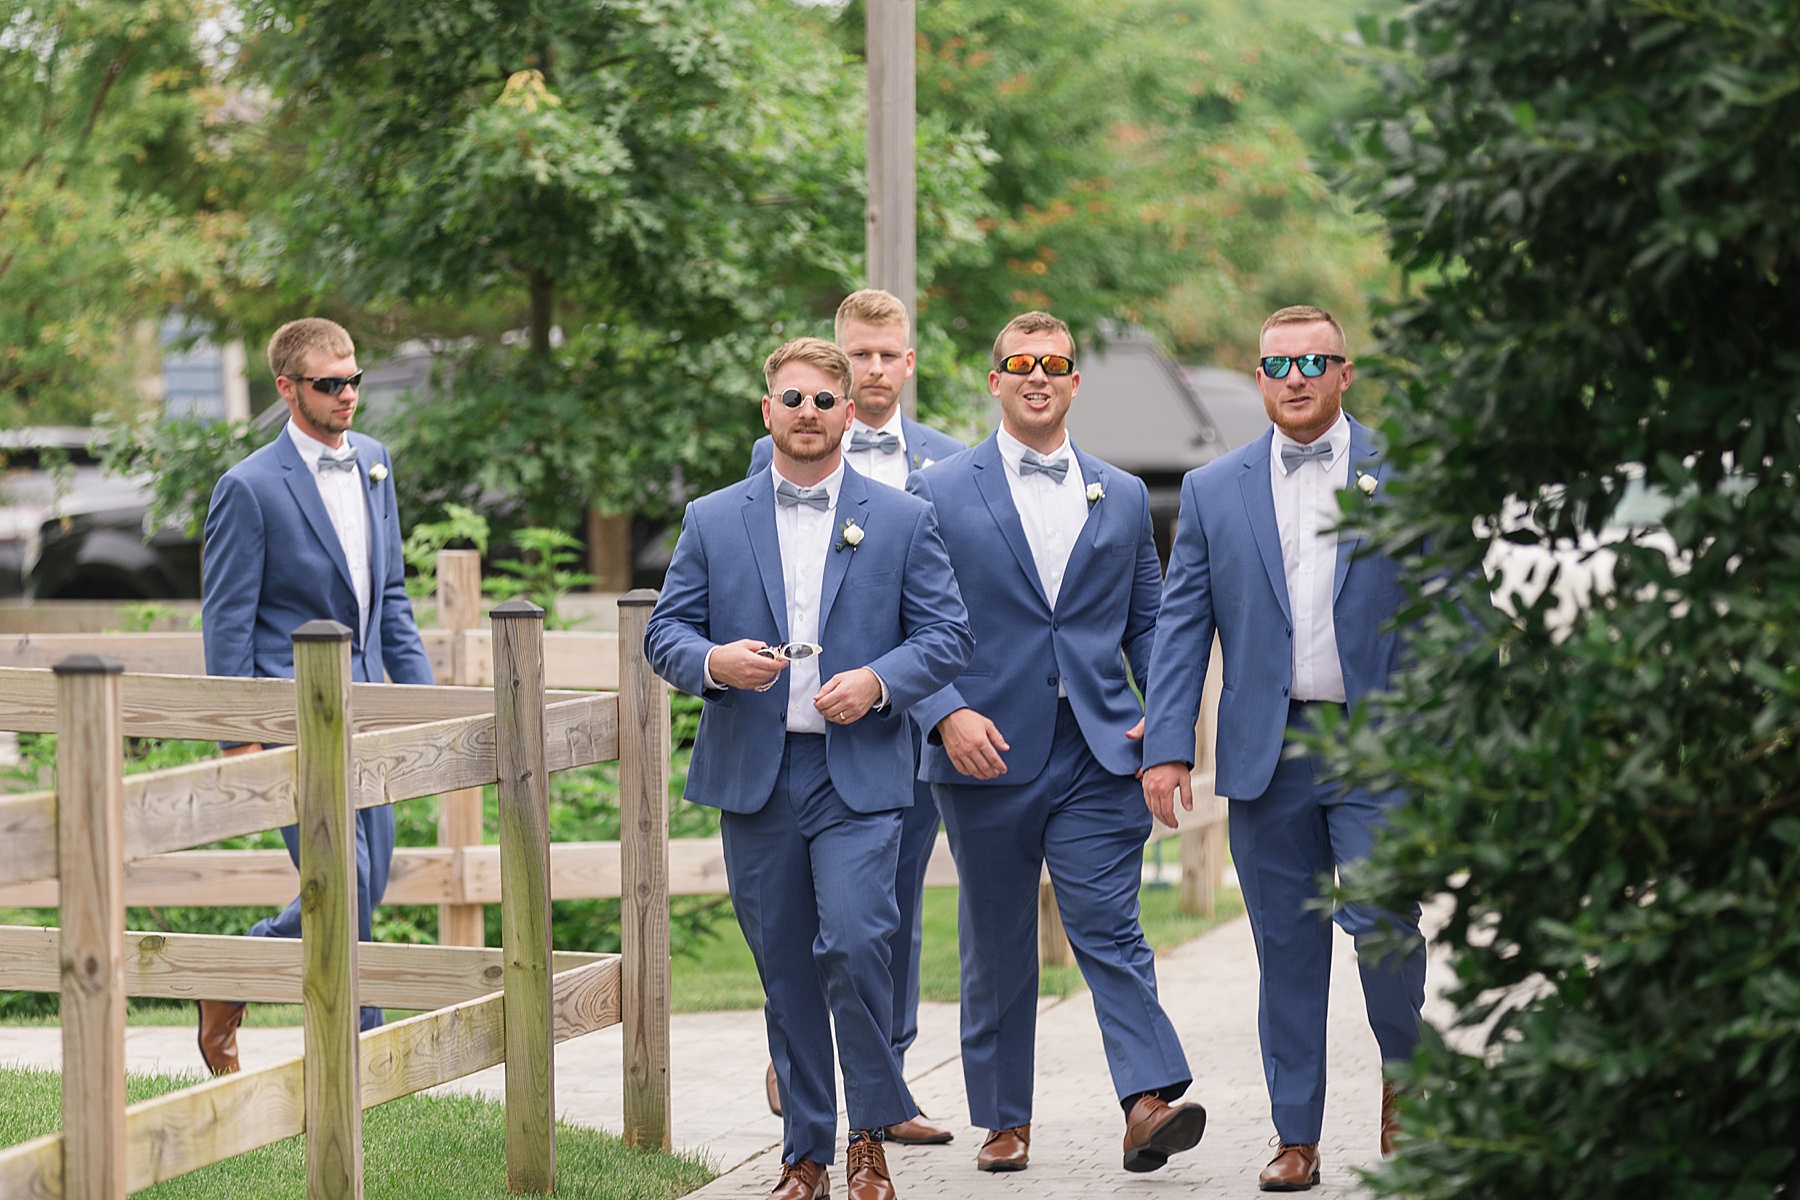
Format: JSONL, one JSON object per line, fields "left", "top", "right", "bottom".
{"left": 835, "top": 289, "right": 911, "bottom": 342}
{"left": 763, "top": 336, "right": 853, "bottom": 395}
{"left": 991, "top": 311, "right": 1074, "bottom": 368}
{"left": 1259, "top": 305, "right": 1348, "bottom": 354}
{"left": 267, "top": 318, "right": 355, "bottom": 378}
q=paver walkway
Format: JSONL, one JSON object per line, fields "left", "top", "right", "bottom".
{"left": 0, "top": 905, "right": 1447, "bottom": 1198}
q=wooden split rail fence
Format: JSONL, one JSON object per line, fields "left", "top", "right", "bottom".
{"left": 0, "top": 552, "right": 1229, "bottom": 975}
{"left": 0, "top": 592, "right": 673, "bottom": 1198}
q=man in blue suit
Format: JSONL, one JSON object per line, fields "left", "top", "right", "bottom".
{"left": 197, "top": 318, "right": 434, "bottom": 1074}
{"left": 907, "top": 311, "right": 1205, "bottom": 1176}
{"left": 648, "top": 337, "right": 973, "bottom": 1200}
{"left": 749, "top": 290, "right": 966, "bottom": 1146}
{"left": 1141, "top": 306, "right": 1427, "bottom": 1191}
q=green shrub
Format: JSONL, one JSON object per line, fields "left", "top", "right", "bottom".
{"left": 1337, "top": 3, "right": 1800, "bottom": 1197}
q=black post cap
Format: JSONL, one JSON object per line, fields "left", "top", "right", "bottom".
{"left": 292, "top": 619, "right": 353, "bottom": 642}
{"left": 52, "top": 653, "right": 125, "bottom": 675}
{"left": 618, "top": 588, "right": 661, "bottom": 608}
{"left": 490, "top": 599, "right": 545, "bottom": 619}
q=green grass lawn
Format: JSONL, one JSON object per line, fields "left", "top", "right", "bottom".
{"left": 670, "top": 882, "right": 1245, "bottom": 1012}
{"left": 0, "top": 1065, "right": 713, "bottom": 1199}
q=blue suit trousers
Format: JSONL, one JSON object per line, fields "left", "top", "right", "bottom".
{"left": 250, "top": 803, "right": 396, "bottom": 1032}
{"left": 722, "top": 735, "right": 918, "bottom": 1165}
{"left": 935, "top": 700, "right": 1191, "bottom": 1129}
{"left": 889, "top": 722, "right": 939, "bottom": 1062}
{"left": 1230, "top": 702, "right": 1427, "bottom": 1143}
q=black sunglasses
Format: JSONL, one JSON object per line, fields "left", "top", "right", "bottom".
{"left": 997, "top": 353, "right": 1075, "bottom": 377}
{"left": 1260, "top": 354, "right": 1345, "bottom": 379}
{"left": 284, "top": 370, "right": 365, "bottom": 397}
{"left": 777, "top": 388, "right": 841, "bottom": 410}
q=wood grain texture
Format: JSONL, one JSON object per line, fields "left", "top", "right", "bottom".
{"left": 456, "top": 629, "right": 619, "bottom": 691}
{"left": 56, "top": 665, "right": 127, "bottom": 1200}
{"left": 615, "top": 592, "right": 673, "bottom": 1151}
{"left": 0, "top": 959, "right": 620, "bottom": 1197}
{"left": 492, "top": 606, "right": 556, "bottom": 1193}
{"left": 436, "top": 550, "right": 487, "bottom": 948}
{"left": 0, "top": 634, "right": 203, "bottom": 675}
{"left": 0, "top": 926, "right": 606, "bottom": 1008}
{"left": 0, "top": 791, "right": 57, "bottom": 888}
{"left": 293, "top": 631, "right": 363, "bottom": 1199}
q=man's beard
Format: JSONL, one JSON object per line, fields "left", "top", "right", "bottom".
{"left": 774, "top": 425, "right": 840, "bottom": 462}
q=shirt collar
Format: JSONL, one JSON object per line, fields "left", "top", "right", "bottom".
{"left": 770, "top": 458, "right": 847, "bottom": 506}
{"left": 996, "top": 426, "right": 1072, "bottom": 477}
{"left": 286, "top": 420, "right": 351, "bottom": 470}
{"left": 1271, "top": 411, "right": 1350, "bottom": 476}
{"left": 849, "top": 410, "right": 905, "bottom": 440}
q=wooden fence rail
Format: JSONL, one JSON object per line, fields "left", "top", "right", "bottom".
{"left": 0, "top": 591, "right": 671, "bottom": 1198}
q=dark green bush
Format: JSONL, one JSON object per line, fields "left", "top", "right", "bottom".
{"left": 1336, "top": 3, "right": 1800, "bottom": 1198}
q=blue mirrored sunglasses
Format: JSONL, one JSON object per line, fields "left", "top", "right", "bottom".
{"left": 1260, "top": 354, "right": 1345, "bottom": 379}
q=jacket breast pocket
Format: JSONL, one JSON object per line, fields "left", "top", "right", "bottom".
{"left": 852, "top": 569, "right": 898, "bottom": 589}
{"left": 1107, "top": 544, "right": 1135, "bottom": 557}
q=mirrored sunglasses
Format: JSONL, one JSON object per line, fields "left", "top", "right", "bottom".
{"left": 285, "top": 370, "right": 366, "bottom": 397}
{"left": 1260, "top": 354, "right": 1345, "bottom": 379}
{"left": 998, "top": 353, "right": 1075, "bottom": 377}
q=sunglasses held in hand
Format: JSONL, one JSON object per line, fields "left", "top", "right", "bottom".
{"left": 283, "top": 370, "right": 365, "bottom": 396}
{"left": 1259, "top": 354, "right": 1345, "bottom": 379}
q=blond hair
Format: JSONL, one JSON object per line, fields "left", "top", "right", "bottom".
{"left": 267, "top": 318, "right": 355, "bottom": 378}
{"left": 763, "top": 337, "right": 852, "bottom": 395}
{"left": 1259, "top": 305, "right": 1348, "bottom": 355}
{"left": 834, "top": 289, "right": 911, "bottom": 342}
{"left": 991, "top": 311, "right": 1074, "bottom": 368}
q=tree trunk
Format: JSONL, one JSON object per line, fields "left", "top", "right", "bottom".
{"left": 528, "top": 269, "right": 554, "bottom": 360}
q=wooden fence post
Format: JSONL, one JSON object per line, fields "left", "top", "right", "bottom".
{"left": 492, "top": 600, "right": 555, "bottom": 1193}
{"left": 55, "top": 654, "right": 126, "bottom": 1200}
{"left": 1038, "top": 878, "right": 1074, "bottom": 969}
{"left": 437, "top": 549, "right": 486, "bottom": 947}
{"left": 293, "top": 620, "right": 363, "bottom": 1200}
{"left": 616, "top": 590, "right": 671, "bottom": 1151}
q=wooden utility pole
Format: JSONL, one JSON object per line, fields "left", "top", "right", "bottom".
{"left": 867, "top": 0, "right": 918, "bottom": 419}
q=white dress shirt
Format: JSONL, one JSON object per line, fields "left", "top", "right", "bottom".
{"left": 997, "top": 427, "right": 1090, "bottom": 697}
{"left": 844, "top": 412, "right": 910, "bottom": 490}
{"left": 287, "top": 420, "right": 371, "bottom": 641}
{"left": 1270, "top": 412, "right": 1350, "bottom": 703}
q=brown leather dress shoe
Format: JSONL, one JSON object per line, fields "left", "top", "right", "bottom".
{"left": 1258, "top": 1142, "right": 1320, "bottom": 1192}
{"left": 845, "top": 1135, "right": 895, "bottom": 1200}
{"left": 975, "top": 1124, "right": 1030, "bottom": 1172}
{"left": 1381, "top": 1082, "right": 1401, "bottom": 1157}
{"left": 196, "top": 1000, "right": 245, "bottom": 1076}
{"left": 766, "top": 1062, "right": 783, "bottom": 1118}
{"left": 769, "top": 1158, "right": 828, "bottom": 1199}
{"left": 885, "top": 1110, "right": 954, "bottom": 1145}
{"left": 1122, "top": 1092, "right": 1207, "bottom": 1173}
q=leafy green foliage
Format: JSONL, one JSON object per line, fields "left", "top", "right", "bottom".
{"left": 1335, "top": 3, "right": 1800, "bottom": 1196}
{"left": 94, "top": 413, "right": 276, "bottom": 538}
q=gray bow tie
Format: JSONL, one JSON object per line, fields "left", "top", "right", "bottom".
{"left": 775, "top": 479, "right": 831, "bottom": 510}
{"left": 849, "top": 429, "right": 901, "bottom": 455}
{"left": 1279, "top": 440, "right": 1334, "bottom": 473}
{"left": 318, "top": 447, "right": 359, "bottom": 474}
{"left": 1018, "top": 449, "right": 1070, "bottom": 484}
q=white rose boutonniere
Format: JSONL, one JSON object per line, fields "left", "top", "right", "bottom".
{"left": 1086, "top": 481, "right": 1106, "bottom": 508}
{"left": 369, "top": 463, "right": 389, "bottom": 484}
{"left": 1356, "top": 471, "right": 1377, "bottom": 495}
{"left": 835, "top": 518, "right": 864, "bottom": 553}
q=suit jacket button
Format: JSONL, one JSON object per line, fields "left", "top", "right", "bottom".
{"left": 1046, "top": 674, "right": 1058, "bottom": 686}
{"left": 1281, "top": 686, "right": 1290, "bottom": 697}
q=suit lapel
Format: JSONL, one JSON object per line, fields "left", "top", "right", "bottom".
{"left": 972, "top": 436, "right": 1051, "bottom": 610}
{"left": 820, "top": 467, "right": 869, "bottom": 629}
{"left": 1335, "top": 418, "right": 1382, "bottom": 603}
{"left": 741, "top": 471, "right": 790, "bottom": 641}
{"left": 1238, "top": 431, "right": 1292, "bottom": 624}
{"left": 1061, "top": 447, "right": 1110, "bottom": 583}
{"left": 278, "top": 434, "right": 358, "bottom": 601}
{"left": 353, "top": 436, "right": 381, "bottom": 640}
{"left": 902, "top": 417, "right": 941, "bottom": 472}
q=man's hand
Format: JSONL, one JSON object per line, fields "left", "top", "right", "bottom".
{"left": 814, "top": 667, "right": 883, "bottom": 725}
{"left": 706, "top": 640, "right": 788, "bottom": 691}
{"left": 937, "top": 707, "right": 1010, "bottom": 779}
{"left": 222, "top": 744, "right": 261, "bottom": 759}
{"left": 1141, "top": 761, "right": 1195, "bottom": 829}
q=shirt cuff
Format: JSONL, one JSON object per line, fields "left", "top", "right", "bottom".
{"left": 870, "top": 668, "right": 890, "bottom": 711}
{"left": 702, "top": 646, "right": 721, "bottom": 691}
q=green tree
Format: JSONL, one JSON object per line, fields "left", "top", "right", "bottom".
{"left": 0, "top": 0, "right": 237, "bottom": 426}
{"left": 1337, "top": 2, "right": 1800, "bottom": 1196}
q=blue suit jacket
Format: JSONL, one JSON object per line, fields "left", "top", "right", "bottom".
{"left": 1142, "top": 417, "right": 1405, "bottom": 799}
{"left": 747, "top": 416, "right": 966, "bottom": 480}
{"left": 645, "top": 464, "right": 974, "bottom": 815}
{"left": 202, "top": 430, "right": 433, "bottom": 687}
{"left": 907, "top": 434, "right": 1163, "bottom": 785}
